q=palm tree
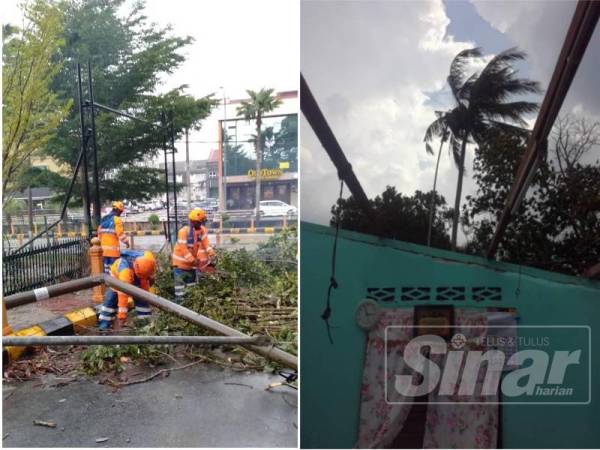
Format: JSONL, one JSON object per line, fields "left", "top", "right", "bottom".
{"left": 425, "top": 118, "right": 449, "bottom": 247}
{"left": 424, "top": 47, "right": 541, "bottom": 250}
{"left": 236, "top": 89, "right": 282, "bottom": 222}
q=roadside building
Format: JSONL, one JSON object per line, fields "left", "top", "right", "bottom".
{"left": 219, "top": 90, "right": 298, "bottom": 210}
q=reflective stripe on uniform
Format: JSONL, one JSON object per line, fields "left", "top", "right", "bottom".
{"left": 135, "top": 306, "right": 151, "bottom": 313}
{"left": 101, "top": 306, "right": 116, "bottom": 313}
{"left": 177, "top": 239, "right": 187, "bottom": 244}
{"left": 102, "top": 245, "right": 120, "bottom": 251}
{"left": 118, "top": 307, "right": 128, "bottom": 313}
{"left": 98, "top": 314, "right": 114, "bottom": 321}
{"left": 99, "top": 228, "right": 116, "bottom": 234}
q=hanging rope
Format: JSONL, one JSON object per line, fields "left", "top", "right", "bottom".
{"left": 322, "top": 179, "right": 344, "bottom": 345}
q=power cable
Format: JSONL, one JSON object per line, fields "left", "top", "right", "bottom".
{"left": 322, "top": 179, "right": 344, "bottom": 345}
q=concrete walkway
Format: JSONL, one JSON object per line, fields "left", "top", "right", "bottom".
{"left": 6, "top": 290, "right": 94, "bottom": 332}
{"left": 2, "top": 364, "right": 297, "bottom": 447}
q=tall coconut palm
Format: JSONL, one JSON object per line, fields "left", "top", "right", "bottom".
{"left": 425, "top": 116, "right": 449, "bottom": 247}
{"left": 236, "top": 89, "right": 282, "bottom": 222}
{"left": 424, "top": 47, "right": 541, "bottom": 250}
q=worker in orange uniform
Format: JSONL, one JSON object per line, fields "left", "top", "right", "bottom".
{"left": 172, "top": 208, "right": 215, "bottom": 303}
{"left": 98, "top": 249, "right": 156, "bottom": 330}
{"left": 98, "top": 201, "right": 130, "bottom": 274}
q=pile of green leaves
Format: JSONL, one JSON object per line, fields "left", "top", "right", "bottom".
{"left": 152, "top": 232, "right": 298, "bottom": 367}
{"left": 80, "top": 339, "right": 166, "bottom": 376}
{"left": 79, "top": 233, "right": 297, "bottom": 374}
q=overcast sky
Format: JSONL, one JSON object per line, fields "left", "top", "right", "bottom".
{"left": 300, "top": 0, "right": 599, "bottom": 237}
{"left": 3, "top": 0, "right": 299, "bottom": 162}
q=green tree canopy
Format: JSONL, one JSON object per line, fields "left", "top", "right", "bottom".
{"left": 462, "top": 114, "right": 600, "bottom": 275}
{"left": 331, "top": 186, "right": 452, "bottom": 249}
{"left": 2, "top": 0, "right": 71, "bottom": 206}
{"left": 39, "top": 0, "right": 217, "bottom": 204}
{"left": 263, "top": 114, "right": 298, "bottom": 171}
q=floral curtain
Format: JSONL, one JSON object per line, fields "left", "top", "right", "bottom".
{"left": 356, "top": 308, "right": 503, "bottom": 449}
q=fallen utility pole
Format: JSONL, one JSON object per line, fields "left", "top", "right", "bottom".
{"left": 4, "top": 275, "right": 105, "bottom": 309}
{"left": 300, "top": 73, "right": 372, "bottom": 215}
{"left": 486, "top": 0, "right": 600, "bottom": 258}
{"left": 105, "top": 276, "right": 297, "bottom": 369}
{"left": 3, "top": 335, "right": 269, "bottom": 347}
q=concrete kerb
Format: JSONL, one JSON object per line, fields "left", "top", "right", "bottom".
{"left": 3, "top": 305, "right": 97, "bottom": 365}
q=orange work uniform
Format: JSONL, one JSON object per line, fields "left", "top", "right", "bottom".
{"left": 98, "top": 212, "right": 128, "bottom": 258}
{"left": 172, "top": 224, "right": 211, "bottom": 270}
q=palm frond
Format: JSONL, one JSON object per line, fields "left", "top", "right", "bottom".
{"left": 424, "top": 115, "right": 447, "bottom": 143}
{"left": 447, "top": 47, "right": 482, "bottom": 103}
{"left": 479, "top": 101, "right": 539, "bottom": 126}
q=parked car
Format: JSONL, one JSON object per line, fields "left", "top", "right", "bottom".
{"left": 197, "top": 200, "right": 218, "bottom": 213}
{"left": 256, "top": 200, "right": 297, "bottom": 217}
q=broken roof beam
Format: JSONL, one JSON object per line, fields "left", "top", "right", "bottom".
{"left": 486, "top": 0, "right": 600, "bottom": 259}
{"left": 300, "top": 73, "right": 373, "bottom": 215}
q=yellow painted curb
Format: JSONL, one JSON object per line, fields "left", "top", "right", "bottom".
{"left": 64, "top": 307, "right": 97, "bottom": 332}
{"left": 5, "top": 325, "right": 47, "bottom": 361}
{"left": 264, "top": 227, "right": 275, "bottom": 233}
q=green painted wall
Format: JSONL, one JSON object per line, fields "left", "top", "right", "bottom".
{"left": 300, "top": 222, "right": 600, "bottom": 449}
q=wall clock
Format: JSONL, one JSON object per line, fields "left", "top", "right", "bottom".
{"left": 355, "top": 299, "right": 381, "bottom": 331}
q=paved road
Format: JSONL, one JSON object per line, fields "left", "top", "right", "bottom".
{"left": 2, "top": 364, "right": 297, "bottom": 447}
{"left": 130, "top": 233, "right": 275, "bottom": 253}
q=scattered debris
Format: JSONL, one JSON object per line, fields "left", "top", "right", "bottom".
{"left": 3, "top": 391, "right": 15, "bottom": 401}
{"left": 174, "top": 394, "right": 183, "bottom": 399}
{"left": 3, "top": 433, "right": 9, "bottom": 440}
{"left": 266, "top": 381, "right": 297, "bottom": 391}
{"left": 4, "top": 347, "right": 81, "bottom": 383}
{"left": 33, "top": 420, "right": 57, "bottom": 428}
{"left": 224, "top": 382, "right": 254, "bottom": 389}
{"left": 104, "top": 360, "right": 204, "bottom": 387}
{"left": 58, "top": 398, "right": 67, "bottom": 403}
{"left": 126, "top": 438, "right": 131, "bottom": 443}
{"left": 40, "top": 374, "right": 77, "bottom": 389}
{"left": 95, "top": 437, "right": 109, "bottom": 443}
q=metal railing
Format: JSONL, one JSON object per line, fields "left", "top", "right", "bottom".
{"left": 2, "top": 237, "right": 90, "bottom": 296}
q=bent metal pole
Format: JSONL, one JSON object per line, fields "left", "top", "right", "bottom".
{"left": 3, "top": 335, "right": 269, "bottom": 347}
{"left": 104, "top": 275, "right": 298, "bottom": 370}
{"left": 4, "top": 276, "right": 105, "bottom": 309}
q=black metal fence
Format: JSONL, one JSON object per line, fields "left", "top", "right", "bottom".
{"left": 2, "top": 238, "right": 90, "bottom": 296}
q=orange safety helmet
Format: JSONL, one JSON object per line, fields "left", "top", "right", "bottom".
{"left": 133, "top": 251, "right": 156, "bottom": 279}
{"left": 188, "top": 208, "right": 207, "bottom": 223}
{"left": 112, "top": 201, "right": 125, "bottom": 212}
